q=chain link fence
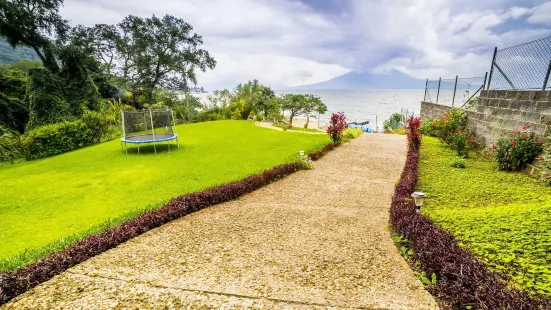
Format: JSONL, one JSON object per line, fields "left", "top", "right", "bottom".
{"left": 424, "top": 75, "right": 487, "bottom": 107}
{"left": 488, "top": 36, "right": 551, "bottom": 90}
{"left": 424, "top": 35, "right": 551, "bottom": 102}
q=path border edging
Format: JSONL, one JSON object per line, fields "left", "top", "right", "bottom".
{"left": 390, "top": 145, "right": 551, "bottom": 309}
{"left": 0, "top": 142, "right": 341, "bottom": 305}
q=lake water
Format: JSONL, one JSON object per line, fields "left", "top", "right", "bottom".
{"left": 275, "top": 89, "right": 424, "bottom": 129}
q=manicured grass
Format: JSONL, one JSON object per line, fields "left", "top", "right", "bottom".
{"left": 271, "top": 123, "right": 322, "bottom": 133}
{"left": 0, "top": 121, "right": 329, "bottom": 271}
{"left": 418, "top": 137, "right": 551, "bottom": 296}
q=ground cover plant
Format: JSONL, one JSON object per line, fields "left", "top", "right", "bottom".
{"left": 390, "top": 133, "right": 550, "bottom": 309}
{"left": 418, "top": 136, "right": 551, "bottom": 297}
{"left": 0, "top": 120, "right": 328, "bottom": 272}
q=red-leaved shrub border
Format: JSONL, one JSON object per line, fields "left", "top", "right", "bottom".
{"left": 391, "top": 147, "right": 551, "bottom": 309}
{"left": 0, "top": 142, "right": 340, "bottom": 305}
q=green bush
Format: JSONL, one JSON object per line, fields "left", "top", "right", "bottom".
{"left": 0, "top": 126, "right": 27, "bottom": 163}
{"left": 493, "top": 126, "right": 543, "bottom": 171}
{"left": 81, "top": 110, "right": 110, "bottom": 143}
{"left": 449, "top": 157, "right": 466, "bottom": 168}
{"left": 25, "top": 120, "right": 96, "bottom": 160}
{"left": 419, "top": 118, "right": 436, "bottom": 136}
{"left": 421, "top": 109, "right": 473, "bottom": 157}
{"left": 343, "top": 128, "right": 362, "bottom": 141}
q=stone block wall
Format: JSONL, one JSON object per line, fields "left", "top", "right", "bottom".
{"left": 421, "top": 90, "right": 551, "bottom": 148}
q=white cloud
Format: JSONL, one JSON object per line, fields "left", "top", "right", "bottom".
{"left": 350, "top": 0, "right": 551, "bottom": 79}
{"left": 60, "top": 0, "right": 350, "bottom": 90}
{"left": 528, "top": 1, "right": 551, "bottom": 25}
{"left": 58, "top": 0, "right": 551, "bottom": 88}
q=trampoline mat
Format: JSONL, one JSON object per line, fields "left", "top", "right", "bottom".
{"left": 122, "top": 134, "right": 177, "bottom": 143}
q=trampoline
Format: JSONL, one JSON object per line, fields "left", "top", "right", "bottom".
{"left": 121, "top": 109, "right": 179, "bottom": 154}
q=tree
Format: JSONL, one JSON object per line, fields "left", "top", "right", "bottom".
{"left": 302, "top": 94, "right": 327, "bottom": 128}
{"left": 68, "top": 24, "right": 119, "bottom": 76}
{"left": 281, "top": 94, "right": 306, "bottom": 127}
{"left": 117, "top": 15, "right": 216, "bottom": 105}
{"left": 0, "top": 59, "right": 42, "bottom": 74}
{"left": 0, "top": 0, "right": 69, "bottom": 73}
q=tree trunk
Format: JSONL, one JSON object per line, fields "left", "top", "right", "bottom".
{"left": 305, "top": 114, "right": 310, "bottom": 128}
{"left": 289, "top": 113, "right": 294, "bottom": 127}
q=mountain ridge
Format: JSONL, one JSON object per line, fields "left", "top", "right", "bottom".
{"left": 290, "top": 70, "right": 425, "bottom": 90}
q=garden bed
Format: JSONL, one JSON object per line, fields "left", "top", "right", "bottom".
{"left": 390, "top": 135, "right": 551, "bottom": 309}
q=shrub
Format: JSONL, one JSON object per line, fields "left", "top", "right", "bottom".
{"left": 493, "top": 126, "right": 543, "bottom": 171}
{"left": 383, "top": 112, "right": 402, "bottom": 132}
{"left": 326, "top": 112, "right": 347, "bottom": 143}
{"left": 81, "top": 110, "right": 110, "bottom": 143}
{"left": 342, "top": 128, "right": 362, "bottom": 142}
{"left": 256, "top": 114, "right": 264, "bottom": 122}
{"left": 0, "top": 127, "right": 27, "bottom": 163}
{"left": 298, "top": 153, "right": 314, "bottom": 169}
{"left": 406, "top": 116, "right": 421, "bottom": 150}
{"left": 421, "top": 109, "right": 474, "bottom": 156}
{"left": 419, "top": 118, "right": 435, "bottom": 136}
{"left": 25, "top": 120, "right": 96, "bottom": 160}
{"left": 449, "top": 157, "right": 466, "bottom": 168}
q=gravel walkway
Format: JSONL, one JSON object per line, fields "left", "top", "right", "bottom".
{"left": 3, "top": 134, "right": 438, "bottom": 309}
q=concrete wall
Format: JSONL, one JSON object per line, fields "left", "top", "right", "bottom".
{"left": 421, "top": 90, "right": 551, "bottom": 148}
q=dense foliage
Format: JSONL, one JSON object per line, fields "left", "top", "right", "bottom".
{"left": 418, "top": 137, "right": 551, "bottom": 302}
{"left": 406, "top": 116, "right": 421, "bottom": 150}
{"left": 391, "top": 136, "right": 551, "bottom": 309}
{"left": 420, "top": 108, "right": 473, "bottom": 157}
{"left": 326, "top": 112, "right": 347, "bottom": 143}
{"left": 342, "top": 128, "right": 362, "bottom": 142}
{"left": 383, "top": 112, "right": 402, "bottom": 132}
{"left": 493, "top": 126, "right": 543, "bottom": 171}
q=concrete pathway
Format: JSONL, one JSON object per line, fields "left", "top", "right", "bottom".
{"left": 3, "top": 134, "right": 438, "bottom": 309}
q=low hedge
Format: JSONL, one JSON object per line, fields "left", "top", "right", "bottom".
{"left": 0, "top": 142, "right": 339, "bottom": 305}
{"left": 390, "top": 146, "right": 551, "bottom": 309}
{"left": 22, "top": 111, "right": 109, "bottom": 160}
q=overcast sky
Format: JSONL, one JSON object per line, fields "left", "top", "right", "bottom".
{"left": 60, "top": 0, "right": 551, "bottom": 90}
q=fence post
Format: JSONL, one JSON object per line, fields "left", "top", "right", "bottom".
{"left": 436, "top": 77, "right": 441, "bottom": 104}
{"left": 482, "top": 72, "right": 488, "bottom": 91}
{"left": 543, "top": 60, "right": 551, "bottom": 91}
{"left": 487, "top": 47, "right": 497, "bottom": 90}
{"left": 423, "top": 79, "right": 428, "bottom": 101}
{"left": 452, "top": 75, "right": 458, "bottom": 107}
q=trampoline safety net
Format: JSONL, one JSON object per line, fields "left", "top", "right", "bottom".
{"left": 122, "top": 109, "right": 174, "bottom": 139}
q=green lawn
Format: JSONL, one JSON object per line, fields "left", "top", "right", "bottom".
{"left": 0, "top": 121, "right": 329, "bottom": 271}
{"left": 418, "top": 137, "right": 551, "bottom": 296}
{"left": 271, "top": 123, "right": 323, "bottom": 133}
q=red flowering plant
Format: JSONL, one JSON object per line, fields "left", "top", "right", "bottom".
{"left": 406, "top": 116, "right": 422, "bottom": 150}
{"left": 326, "top": 112, "right": 347, "bottom": 143}
{"left": 493, "top": 125, "right": 543, "bottom": 171}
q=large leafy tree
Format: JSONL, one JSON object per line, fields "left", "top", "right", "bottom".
{"left": 281, "top": 94, "right": 306, "bottom": 127}
{"left": 0, "top": 0, "right": 69, "bottom": 73}
{"left": 303, "top": 94, "right": 327, "bottom": 128}
{"left": 231, "top": 80, "right": 276, "bottom": 119}
{"left": 118, "top": 15, "right": 216, "bottom": 105}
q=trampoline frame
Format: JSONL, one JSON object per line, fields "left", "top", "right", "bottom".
{"left": 120, "top": 109, "right": 180, "bottom": 154}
